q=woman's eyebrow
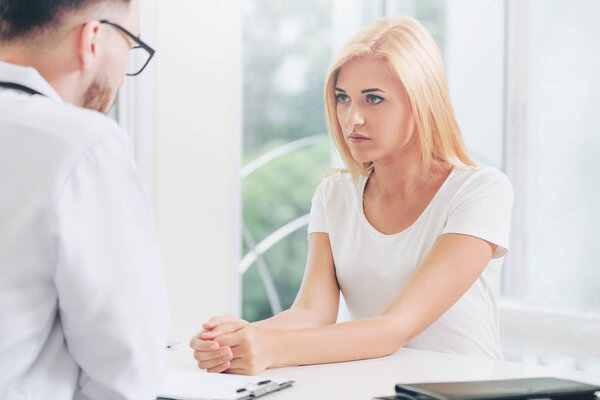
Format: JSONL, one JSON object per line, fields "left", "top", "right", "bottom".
{"left": 361, "top": 88, "right": 386, "bottom": 93}
{"left": 335, "top": 88, "right": 387, "bottom": 94}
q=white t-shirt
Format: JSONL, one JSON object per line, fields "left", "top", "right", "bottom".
{"left": 307, "top": 166, "right": 513, "bottom": 359}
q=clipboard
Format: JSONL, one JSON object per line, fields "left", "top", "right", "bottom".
{"left": 157, "top": 368, "right": 294, "bottom": 400}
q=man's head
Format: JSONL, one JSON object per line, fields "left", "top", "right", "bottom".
{"left": 0, "top": 0, "right": 140, "bottom": 114}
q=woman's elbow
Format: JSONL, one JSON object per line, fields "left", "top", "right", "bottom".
{"left": 373, "top": 316, "right": 409, "bottom": 356}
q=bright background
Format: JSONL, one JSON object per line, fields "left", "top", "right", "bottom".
{"left": 115, "top": 0, "right": 600, "bottom": 374}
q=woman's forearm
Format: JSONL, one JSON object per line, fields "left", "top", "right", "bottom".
{"left": 251, "top": 305, "right": 333, "bottom": 330}
{"left": 267, "top": 316, "right": 407, "bottom": 367}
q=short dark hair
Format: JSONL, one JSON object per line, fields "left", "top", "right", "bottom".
{"left": 0, "top": 0, "right": 129, "bottom": 41}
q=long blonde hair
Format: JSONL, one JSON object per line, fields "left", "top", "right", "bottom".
{"left": 324, "top": 16, "right": 476, "bottom": 179}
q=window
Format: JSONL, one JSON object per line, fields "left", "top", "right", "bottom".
{"left": 241, "top": 0, "right": 333, "bottom": 321}
{"left": 500, "top": 0, "right": 600, "bottom": 373}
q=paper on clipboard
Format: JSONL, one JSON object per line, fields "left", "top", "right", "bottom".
{"left": 157, "top": 368, "right": 293, "bottom": 400}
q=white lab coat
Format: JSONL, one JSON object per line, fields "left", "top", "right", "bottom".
{"left": 0, "top": 61, "right": 169, "bottom": 400}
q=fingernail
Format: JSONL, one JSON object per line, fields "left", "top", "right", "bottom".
{"left": 220, "top": 348, "right": 230, "bottom": 355}
{"left": 209, "top": 342, "right": 219, "bottom": 350}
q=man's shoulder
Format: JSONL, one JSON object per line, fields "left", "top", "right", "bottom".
{"left": 0, "top": 94, "right": 131, "bottom": 199}
{"left": 1, "top": 93, "right": 129, "bottom": 163}
{"left": 20, "top": 95, "right": 123, "bottom": 147}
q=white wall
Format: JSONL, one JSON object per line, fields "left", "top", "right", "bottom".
{"left": 153, "top": 1, "right": 242, "bottom": 340}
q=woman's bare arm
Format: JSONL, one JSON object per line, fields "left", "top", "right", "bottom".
{"left": 215, "top": 233, "right": 496, "bottom": 374}
{"left": 251, "top": 232, "right": 341, "bottom": 329}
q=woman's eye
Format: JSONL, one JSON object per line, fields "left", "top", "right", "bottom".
{"left": 366, "top": 94, "right": 383, "bottom": 105}
{"left": 336, "top": 93, "right": 350, "bottom": 104}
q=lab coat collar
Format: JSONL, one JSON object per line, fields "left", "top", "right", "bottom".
{"left": 0, "top": 61, "right": 63, "bottom": 101}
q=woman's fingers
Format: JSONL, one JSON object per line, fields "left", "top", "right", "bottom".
{"left": 218, "top": 327, "right": 269, "bottom": 376}
{"left": 224, "top": 368, "right": 250, "bottom": 375}
{"left": 226, "top": 357, "right": 245, "bottom": 370}
{"left": 207, "top": 360, "right": 231, "bottom": 373}
{"left": 213, "top": 331, "right": 239, "bottom": 348}
{"left": 202, "top": 314, "right": 240, "bottom": 330}
{"left": 194, "top": 347, "right": 233, "bottom": 370}
{"left": 193, "top": 346, "right": 232, "bottom": 362}
{"left": 200, "top": 321, "right": 249, "bottom": 340}
{"left": 190, "top": 321, "right": 247, "bottom": 373}
{"left": 189, "top": 336, "right": 219, "bottom": 351}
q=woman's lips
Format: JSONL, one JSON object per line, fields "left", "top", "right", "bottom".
{"left": 348, "top": 133, "right": 371, "bottom": 143}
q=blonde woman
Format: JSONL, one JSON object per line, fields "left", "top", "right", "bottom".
{"left": 190, "top": 16, "right": 513, "bottom": 375}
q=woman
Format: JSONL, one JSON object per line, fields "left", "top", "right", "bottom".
{"left": 190, "top": 16, "right": 513, "bottom": 375}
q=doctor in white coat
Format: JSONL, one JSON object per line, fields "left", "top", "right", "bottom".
{"left": 0, "top": 0, "right": 168, "bottom": 399}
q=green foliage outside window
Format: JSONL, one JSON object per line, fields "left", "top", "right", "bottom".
{"left": 242, "top": 137, "right": 331, "bottom": 322}
{"left": 242, "top": 0, "right": 333, "bottom": 322}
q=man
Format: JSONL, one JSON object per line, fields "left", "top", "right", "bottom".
{"left": 0, "top": 0, "right": 168, "bottom": 399}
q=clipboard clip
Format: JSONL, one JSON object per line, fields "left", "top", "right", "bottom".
{"left": 236, "top": 379, "right": 294, "bottom": 398}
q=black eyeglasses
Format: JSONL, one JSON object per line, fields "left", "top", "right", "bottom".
{"left": 100, "top": 20, "right": 155, "bottom": 76}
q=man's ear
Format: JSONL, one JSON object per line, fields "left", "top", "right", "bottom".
{"left": 77, "top": 20, "right": 102, "bottom": 71}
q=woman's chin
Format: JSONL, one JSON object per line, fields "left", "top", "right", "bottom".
{"left": 349, "top": 151, "right": 373, "bottom": 165}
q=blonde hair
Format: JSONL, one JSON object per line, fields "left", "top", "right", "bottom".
{"left": 324, "top": 16, "right": 476, "bottom": 179}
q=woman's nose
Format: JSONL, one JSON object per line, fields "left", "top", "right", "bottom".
{"left": 344, "top": 103, "right": 365, "bottom": 128}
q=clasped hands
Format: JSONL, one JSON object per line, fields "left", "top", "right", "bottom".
{"left": 189, "top": 315, "right": 274, "bottom": 375}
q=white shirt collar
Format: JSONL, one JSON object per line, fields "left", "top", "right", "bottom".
{"left": 0, "top": 61, "right": 63, "bottom": 101}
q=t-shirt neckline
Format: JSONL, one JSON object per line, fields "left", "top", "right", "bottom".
{"left": 358, "top": 167, "right": 456, "bottom": 238}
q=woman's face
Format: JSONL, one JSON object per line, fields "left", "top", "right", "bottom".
{"left": 335, "top": 57, "right": 417, "bottom": 164}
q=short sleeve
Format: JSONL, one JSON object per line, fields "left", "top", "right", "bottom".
{"left": 307, "top": 179, "right": 329, "bottom": 236}
{"left": 442, "top": 168, "right": 514, "bottom": 258}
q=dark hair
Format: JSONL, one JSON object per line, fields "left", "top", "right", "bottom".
{"left": 0, "top": 0, "right": 129, "bottom": 41}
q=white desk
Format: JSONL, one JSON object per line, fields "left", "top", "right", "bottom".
{"left": 167, "top": 342, "right": 600, "bottom": 399}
